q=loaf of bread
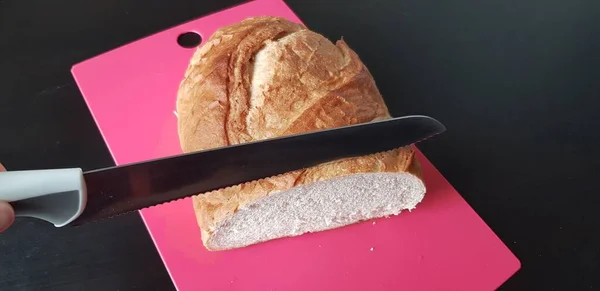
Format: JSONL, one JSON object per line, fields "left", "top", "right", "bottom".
{"left": 176, "top": 16, "right": 425, "bottom": 251}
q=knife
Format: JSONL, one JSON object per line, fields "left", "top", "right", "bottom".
{"left": 0, "top": 115, "right": 445, "bottom": 227}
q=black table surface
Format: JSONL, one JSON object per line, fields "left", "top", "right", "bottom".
{"left": 1, "top": 0, "right": 599, "bottom": 290}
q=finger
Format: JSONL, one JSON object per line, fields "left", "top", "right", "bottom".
{"left": 0, "top": 202, "right": 15, "bottom": 232}
{"left": 0, "top": 164, "right": 14, "bottom": 232}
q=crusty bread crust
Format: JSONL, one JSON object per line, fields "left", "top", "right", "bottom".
{"left": 176, "top": 16, "right": 423, "bottom": 249}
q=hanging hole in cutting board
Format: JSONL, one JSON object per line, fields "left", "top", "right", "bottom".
{"left": 177, "top": 32, "right": 202, "bottom": 48}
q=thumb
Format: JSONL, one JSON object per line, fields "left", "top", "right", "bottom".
{"left": 0, "top": 163, "right": 15, "bottom": 232}
{"left": 0, "top": 202, "right": 15, "bottom": 232}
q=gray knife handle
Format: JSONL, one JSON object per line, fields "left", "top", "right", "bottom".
{"left": 0, "top": 168, "right": 87, "bottom": 227}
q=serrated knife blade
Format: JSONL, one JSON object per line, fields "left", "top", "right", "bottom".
{"left": 0, "top": 115, "right": 445, "bottom": 227}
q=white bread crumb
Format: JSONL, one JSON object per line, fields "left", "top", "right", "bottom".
{"left": 208, "top": 173, "right": 425, "bottom": 249}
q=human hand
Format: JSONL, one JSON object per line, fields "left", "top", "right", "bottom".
{"left": 0, "top": 163, "right": 15, "bottom": 232}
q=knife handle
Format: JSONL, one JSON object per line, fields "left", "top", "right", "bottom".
{"left": 0, "top": 168, "right": 87, "bottom": 227}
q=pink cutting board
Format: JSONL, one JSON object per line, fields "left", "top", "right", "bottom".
{"left": 71, "top": 0, "right": 520, "bottom": 290}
